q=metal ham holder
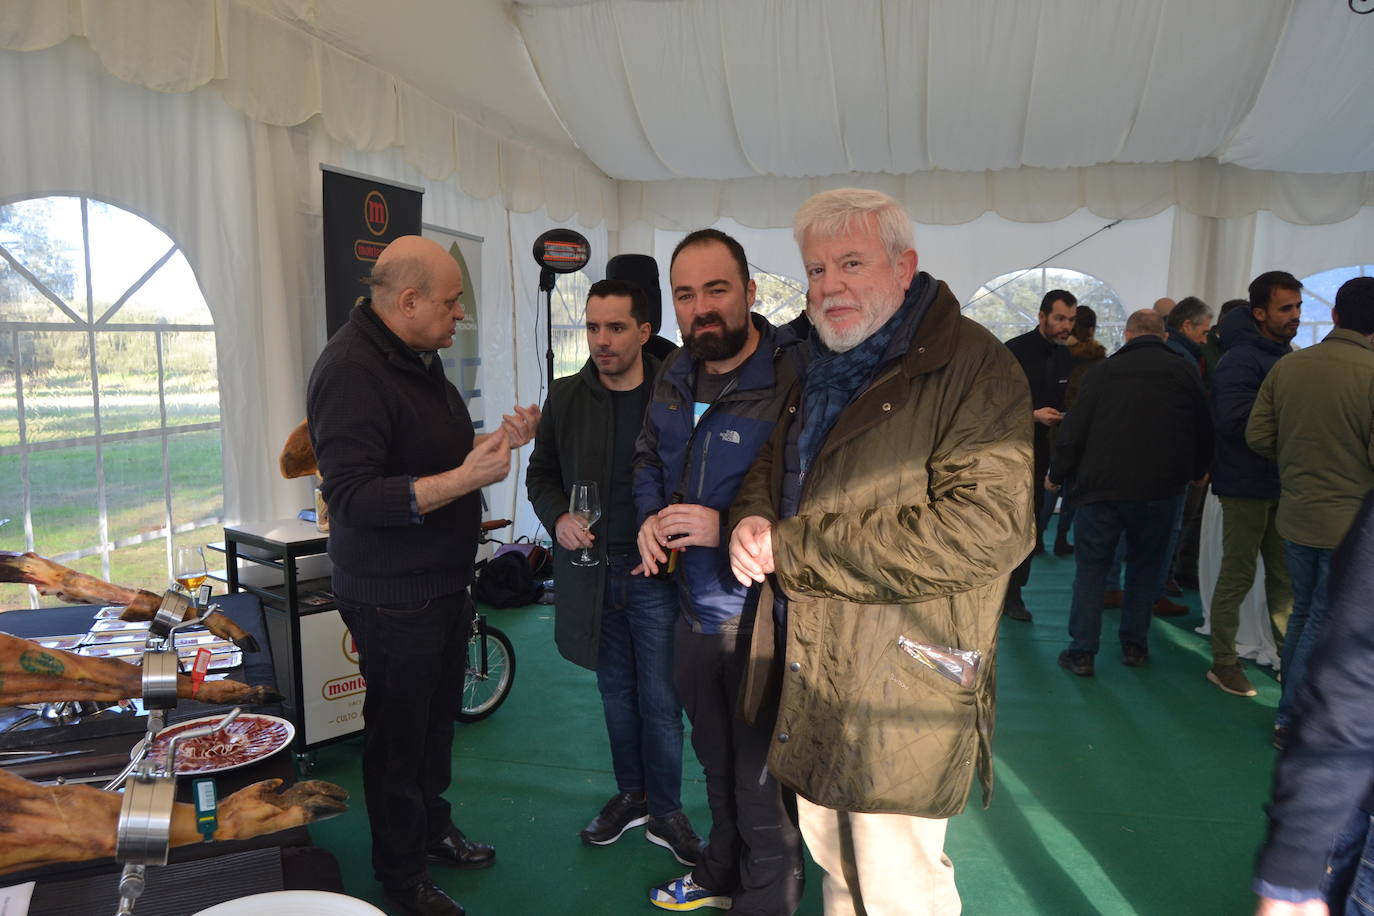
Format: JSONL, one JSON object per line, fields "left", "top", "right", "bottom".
{"left": 106, "top": 588, "right": 236, "bottom": 916}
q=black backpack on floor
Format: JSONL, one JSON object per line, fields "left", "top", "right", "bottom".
{"left": 472, "top": 550, "right": 544, "bottom": 608}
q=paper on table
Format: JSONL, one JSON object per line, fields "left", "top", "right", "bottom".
{"left": 0, "top": 881, "right": 34, "bottom": 915}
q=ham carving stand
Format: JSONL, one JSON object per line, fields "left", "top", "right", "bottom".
{"left": 105, "top": 589, "right": 239, "bottom": 916}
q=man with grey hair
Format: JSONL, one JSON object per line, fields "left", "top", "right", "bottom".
{"left": 1165, "top": 296, "right": 1214, "bottom": 377}
{"left": 1049, "top": 309, "right": 1213, "bottom": 678}
{"left": 728, "top": 188, "right": 1034, "bottom": 914}
{"left": 308, "top": 235, "right": 539, "bottom": 916}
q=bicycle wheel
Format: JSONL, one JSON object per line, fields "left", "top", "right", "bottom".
{"left": 458, "top": 624, "right": 515, "bottom": 722}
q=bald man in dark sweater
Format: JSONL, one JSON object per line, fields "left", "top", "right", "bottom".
{"left": 308, "top": 236, "right": 538, "bottom": 916}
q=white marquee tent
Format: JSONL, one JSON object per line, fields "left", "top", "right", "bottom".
{"left": 2, "top": 0, "right": 1373, "bottom": 545}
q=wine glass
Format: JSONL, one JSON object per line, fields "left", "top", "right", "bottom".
{"left": 174, "top": 545, "right": 208, "bottom": 604}
{"left": 568, "top": 481, "right": 601, "bottom": 567}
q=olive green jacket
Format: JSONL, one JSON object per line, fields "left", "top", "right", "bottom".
{"left": 1246, "top": 329, "right": 1374, "bottom": 549}
{"left": 730, "top": 281, "right": 1034, "bottom": 817}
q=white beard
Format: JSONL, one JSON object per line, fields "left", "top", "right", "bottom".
{"left": 811, "top": 294, "right": 901, "bottom": 353}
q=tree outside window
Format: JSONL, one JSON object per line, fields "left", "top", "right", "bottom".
{"left": 0, "top": 196, "right": 223, "bottom": 608}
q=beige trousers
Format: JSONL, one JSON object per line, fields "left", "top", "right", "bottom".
{"left": 796, "top": 796, "right": 961, "bottom": 916}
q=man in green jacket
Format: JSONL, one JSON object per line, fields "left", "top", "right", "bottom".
{"left": 1247, "top": 276, "right": 1374, "bottom": 750}
{"left": 525, "top": 279, "right": 702, "bottom": 865}
{"left": 728, "top": 188, "right": 1034, "bottom": 915}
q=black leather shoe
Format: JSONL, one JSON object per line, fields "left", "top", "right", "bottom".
{"left": 1002, "top": 598, "right": 1033, "bottom": 622}
{"left": 1058, "top": 649, "right": 1094, "bottom": 677}
{"left": 580, "top": 791, "right": 648, "bottom": 845}
{"left": 1122, "top": 644, "right": 1149, "bottom": 667}
{"left": 385, "top": 879, "right": 465, "bottom": 916}
{"left": 427, "top": 826, "right": 496, "bottom": 870}
{"left": 645, "top": 811, "right": 703, "bottom": 866}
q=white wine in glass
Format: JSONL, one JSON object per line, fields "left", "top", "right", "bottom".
{"left": 174, "top": 545, "right": 208, "bottom": 594}
{"left": 569, "top": 481, "right": 601, "bottom": 567}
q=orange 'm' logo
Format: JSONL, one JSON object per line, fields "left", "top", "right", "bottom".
{"left": 363, "top": 190, "right": 389, "bottom": 236}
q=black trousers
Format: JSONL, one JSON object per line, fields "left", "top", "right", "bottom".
{"left": 1007, "top": 450, "right": 1051, "bottom": 601}
{"left": 337, "top": 590, "right": 473, "bottom": 890}
{"left": 673, "top": 617, "right": 804, "bottom": 916}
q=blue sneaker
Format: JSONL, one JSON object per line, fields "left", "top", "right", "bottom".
{"left": 648, "top": 874, "right": 732, "bottom": 911}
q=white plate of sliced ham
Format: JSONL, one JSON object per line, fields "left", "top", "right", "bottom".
{"left": 146, "top": 713, "right": 295, "bottom": 775}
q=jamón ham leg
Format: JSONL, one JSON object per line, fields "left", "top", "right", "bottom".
{"left": 0, "top": 768, "right": 347, "bottom": 875}
{"left": 0, "top": 551, "right": 259, "bottom": 652}
{"left": 0, "top": 633, "right": 282, "bottom": 706}
{"left": 279, "top": 418, "right": 318, "bottom": 479}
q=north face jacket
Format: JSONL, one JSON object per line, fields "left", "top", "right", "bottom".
{"left": 730, "top": 277, "right": 1034, "bottom": 816}
{"left": 634, "top": 314, "right": 801, "bottom": 635}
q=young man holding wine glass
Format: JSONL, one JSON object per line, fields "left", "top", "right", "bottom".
{"left": 525, "top": 278, "right": 704, "bottom": 867}
{"left": 634, "top": 229, "right": 806, "bottom": 914}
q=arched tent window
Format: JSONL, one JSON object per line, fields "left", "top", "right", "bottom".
{"left": 1297, "top": 265, "right": 1374, "bottom": 350}
{"left": 751, "top": 272, "right": 808, "bottom": 331}
{"left": 0, "top": 196, "right": 222, "bottom": 608}
{"left": 965, "top": 267, "right": 1127, "bottom": 352}
{"left": 550, "top": 269, "right": 592, "bottom": 380}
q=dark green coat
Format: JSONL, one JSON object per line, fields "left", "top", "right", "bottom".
{"left": 731, "top": 282, "right": 1034, "bottom": 816}
{"left": 526, "top": 354, "right": 660, "bottom": 669}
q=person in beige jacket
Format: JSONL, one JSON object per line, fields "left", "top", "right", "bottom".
{"left": 728, "top": 188, "right": 1033, "bottom": 916}
{"left": 1246, "top": 276, "right": 1374, "bottom": 750}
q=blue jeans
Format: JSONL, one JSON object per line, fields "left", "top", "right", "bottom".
{"left": 1069, "top": 497, "right": 1179, "bottom": 655}
{"left": 1275, "top": 541, "right": 1333, "bottom": 729}
{"left": 596, "top": 553, "right": 684, "bottom": 817}
{"left": 1323, "top": 806, "right": 1374, "bottom": 914}
{"left": 1104, "top": 491, "right": 1185, "bottom": 595}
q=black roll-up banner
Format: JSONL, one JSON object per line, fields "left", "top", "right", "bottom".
{"left": 322, "top": 169, "right": 423, "bottom": 337}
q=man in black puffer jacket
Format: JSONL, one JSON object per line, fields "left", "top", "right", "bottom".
{"left": 1205, "top": 271, "right": 1301, "bottom": 698}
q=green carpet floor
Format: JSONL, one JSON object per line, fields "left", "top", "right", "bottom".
{"left": 307, "top": 545, "right": 1280, "bottom": 915}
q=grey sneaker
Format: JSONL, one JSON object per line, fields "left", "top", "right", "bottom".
{"left": 1207, "top": 663, "right": 1258, "bottom": 697}
{"left": 645, "top": 811, "right": 703, "bottom": 867}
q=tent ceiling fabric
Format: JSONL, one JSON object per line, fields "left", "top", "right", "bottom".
{"left": 0, "top": 0, "right": 618, "bottom": 227}
{"left": 4, "top": 0, "right": 1373, "bottom": 229}
{"left": 514, "top": 0, "right": 1374, "bottom": 180}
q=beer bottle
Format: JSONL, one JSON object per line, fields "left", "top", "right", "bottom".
{"left": 653, "top": 492, "right": 684, "bottom": 582}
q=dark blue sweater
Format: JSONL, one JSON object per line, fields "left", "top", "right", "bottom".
{"left": 307, "top": 302, "right": 481, "bottom": 604}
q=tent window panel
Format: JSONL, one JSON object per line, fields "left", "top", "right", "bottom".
{"left": 168, "top": 430, "right": 224, "bottom": 531}
{"left": 965, "top": 268, "right": 1126, "bottom": 353}
{"left": 20, "top": 330, "right": 96, "bottom": 444}
{"left": 97, "top": 331, "right": 162, "bottom": 434}
{"left": 162, "top": 331, "right": 220, "bottom": 427}
{"left": 0, "top": 196, "right": 88, "bottom": 322}
{"left": 552, "top": 270, "right": 592, "bottom": 379}
{"left": 1296, "top": 265, "right": 1374, "bottom": 350}
{"left": 0, "top": 195, "right": 223, "bottom": 610}
{"left": 103, "top": 439, "right": 168, "bottom": 541}
{"left": 115, "top": 250, "right": 214, "bottom": 326}
{"left": 27, "top": 443, "right": 100, "bottom": 562}
{"left": 752, "top": 272, "right": 807, "bottom": 331}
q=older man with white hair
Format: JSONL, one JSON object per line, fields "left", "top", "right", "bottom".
{"left": 728, "top": 189, "right": 1034, "bottom": 915}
